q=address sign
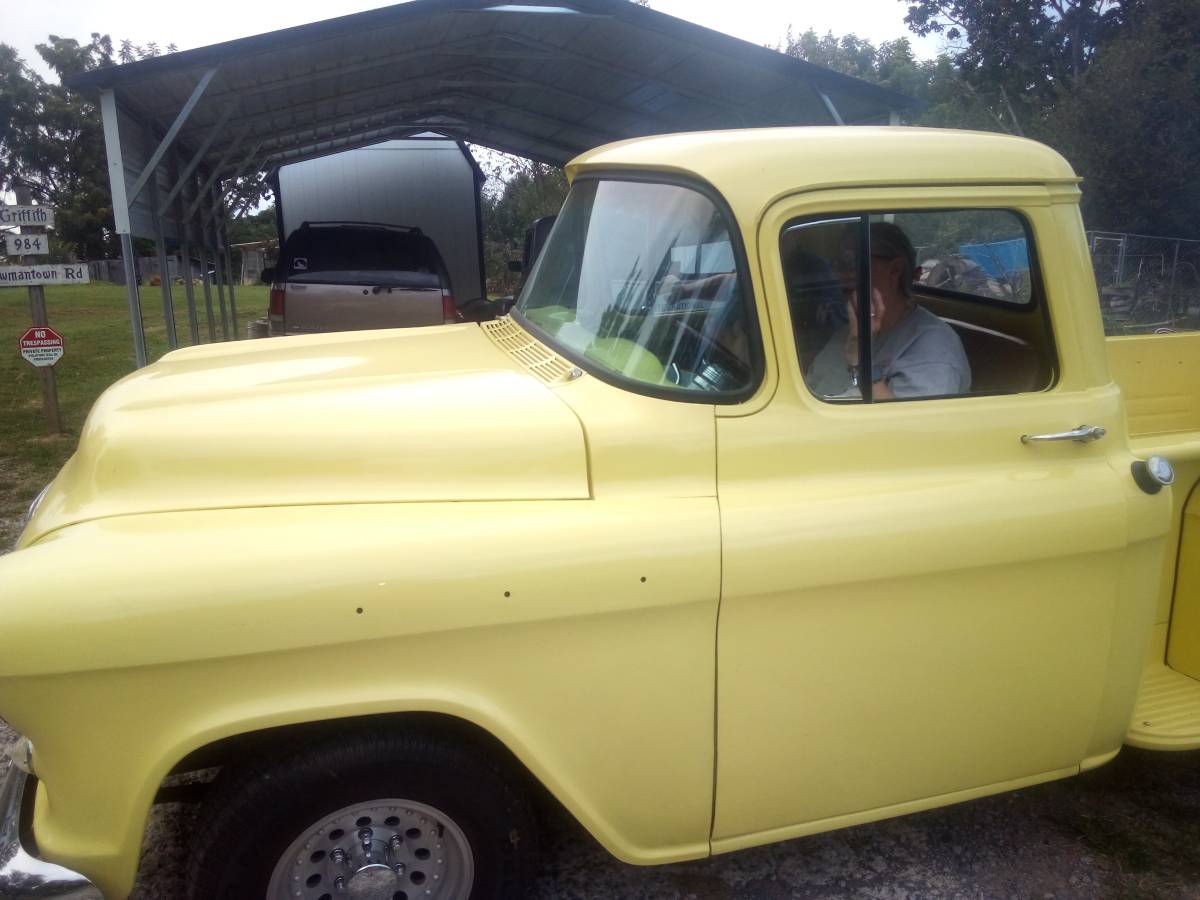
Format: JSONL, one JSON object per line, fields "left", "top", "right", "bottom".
{"left": 5, "top": 234, "right": 49, "bottom": 256}
{"left": 0, "top": 205, "right": 55, "bottom": 229}
{"left": 0, "top": 264, "right": 90, "bottom": 287}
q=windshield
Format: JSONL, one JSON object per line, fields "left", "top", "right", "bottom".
{"left": 515, "top": 179, "right": 756, "bottom": 396}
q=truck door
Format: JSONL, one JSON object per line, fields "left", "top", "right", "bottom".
{"left": 711, "top": 187, "right": 1170, "bottom": 851}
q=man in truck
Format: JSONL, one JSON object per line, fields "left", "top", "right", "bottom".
{"left": 804, "top": 221, "right": 972, "bottom": 399}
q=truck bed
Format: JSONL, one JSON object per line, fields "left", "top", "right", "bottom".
{"left": 1108, "top": 332, "right": 1200, "bottom": 749}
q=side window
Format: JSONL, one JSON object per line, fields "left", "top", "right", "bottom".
{"left": 781, "top": 210, "right": 1057, "bottom": 402}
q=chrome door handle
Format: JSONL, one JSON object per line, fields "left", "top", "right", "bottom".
{"left": 1020, "top": 425, "right": 1107, "bottom": 444}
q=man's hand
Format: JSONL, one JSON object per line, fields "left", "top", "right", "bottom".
{"left": 846, "top": 288, "right": 886, "bottom": 339}
{"left": 844, "top": 288, "right": 886, "bottom": 365}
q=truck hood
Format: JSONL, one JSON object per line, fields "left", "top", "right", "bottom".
{"left": 23, "top": 324, "right": 589, "bottom": 543}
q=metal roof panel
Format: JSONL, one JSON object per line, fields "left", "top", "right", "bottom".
{"left": 73, "top": 0, "right": 922, "bottom": 242}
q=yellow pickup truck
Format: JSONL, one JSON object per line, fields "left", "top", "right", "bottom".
{"left": 1, "top": 127, "right": 1197, "bottom": 900}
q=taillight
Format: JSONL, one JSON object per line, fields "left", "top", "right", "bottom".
{"left": 268, "top": 286, "right": 285, "bottom": 335}
{"left": 442, "top": 290, "right": 462, "bottom": 324}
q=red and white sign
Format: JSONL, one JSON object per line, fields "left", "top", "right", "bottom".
{"left": 19, "top": 326, "right": 64, "bottom": 368}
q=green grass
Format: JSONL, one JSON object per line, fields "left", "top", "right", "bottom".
{"left": 1, "top": 281, "right": 267, "bottom": 545}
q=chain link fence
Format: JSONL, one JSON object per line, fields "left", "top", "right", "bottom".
{"left": 1087, "top": 231, "right": 1200, "bottom": 335}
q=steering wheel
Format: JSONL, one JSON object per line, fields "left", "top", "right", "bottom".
{"left": 663, "top": 314, "right": 751, "bottom": 392}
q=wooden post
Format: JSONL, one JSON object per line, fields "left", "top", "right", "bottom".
{"left": 14, "top": 185, "right": 62, "bottom": 436}
{"left": 26, "top": 284, "right": 62, "bottom": 435}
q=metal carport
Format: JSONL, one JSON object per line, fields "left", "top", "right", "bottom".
{"left": 66, "top": 0, "right": 918, "bottom": 366}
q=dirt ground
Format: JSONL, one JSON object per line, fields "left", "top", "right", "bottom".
{"left": 123, "top": 746, "right": 1200, "bottom": 899}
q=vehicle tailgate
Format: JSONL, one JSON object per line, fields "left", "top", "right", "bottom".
{"left": 286, "top": 281, "right": 442, "bottom": 331}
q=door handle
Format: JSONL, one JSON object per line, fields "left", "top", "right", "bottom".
{"left": 1020, "top": 425, "right": 1107, "bottom": 444}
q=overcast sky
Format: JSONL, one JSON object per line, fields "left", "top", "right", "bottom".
{"left": 11, "top": 0, "right": 944, "bottom": 80}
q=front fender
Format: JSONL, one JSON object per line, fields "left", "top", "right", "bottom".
{"left": 0, "top": 499, "right": 720, "bottom": 898}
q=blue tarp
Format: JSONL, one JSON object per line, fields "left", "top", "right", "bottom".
{"left": 960, "top": 238, "right": 1029, "bottom": 277}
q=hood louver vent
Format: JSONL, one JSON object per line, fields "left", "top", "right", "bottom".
{"left": 482, "top": 316, "right": 576, "bottom": 384}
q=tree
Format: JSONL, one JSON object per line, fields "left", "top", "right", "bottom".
{"left": 0, "top": 35, "right": 118, "bottom": 260}
{"left": 479, "top": 154, "right": 567, "bottom": 295}
{"left": 228, "top": 206, "right": 277, "bottom": 245}
{"left": 1049, "top": 0, "right": 1200, "bottom": 234}
{"left": 903, "top": 0, "right": 1143, "bottom": 134}
{"left": 781, "top": 29, "right": 998, "bottom": 129}
{"left": 782, "top": 28, "right": 881, "bottom": 82}
{"left": 2, "top": 33, "right": 259, "bottom": 262}
{"left": 897, "top": 0, "right": 1198, "bottom": 235}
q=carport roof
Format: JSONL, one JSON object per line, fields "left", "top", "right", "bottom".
{"left": 67, "top": 0, "right": 919, "bottom": 172}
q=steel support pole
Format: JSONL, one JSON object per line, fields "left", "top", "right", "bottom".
{"left": 147, "top": 155, "right": 178, "bottom": 351}
{"left": 100, "top": 88, "right": 147, "bottom": 367}
{"left": 200, "top": 243, "right": 217, "bottom": 342}
{"left": 816, "top": 88, "right": 845, "bottom": 126}
{"left": 120, "top": 233, "right": 148, "bottom": 367}
{"left": 179, "top": 234, "right": 199, "bottom": 344}
{"left": 217, "top": 253, "right": 230, "bottom": 339}
{"left": 175, "top": 155, "right": 200, "bottom": 344}
{"left": 210, "top": 210, "right": 229, "bottom": 340}
{"left": 222, "top": 213, "right": 239, "bottom": 338}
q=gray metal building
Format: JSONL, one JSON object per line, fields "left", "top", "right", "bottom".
{"left": 273, "top": 136, "right": 486, "bottom": 304}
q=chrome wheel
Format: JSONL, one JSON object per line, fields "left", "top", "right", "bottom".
{"left": 266, "top": 799, "right": 474, "bottom": 900}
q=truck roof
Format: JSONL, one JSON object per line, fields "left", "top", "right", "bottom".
{"left": 566, "top": 127, "right": 1080, "bottom": 207}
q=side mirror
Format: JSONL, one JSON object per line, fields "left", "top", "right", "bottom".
{"left": 508, "top": 259, "right": 523, "bottom": 274}
{"left": 260, "top": 266, "right": 276, "bottom": 284}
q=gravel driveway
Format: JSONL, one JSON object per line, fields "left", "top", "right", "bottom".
{"left": 127, "top": 746, "right": 1200, "bottom": 899}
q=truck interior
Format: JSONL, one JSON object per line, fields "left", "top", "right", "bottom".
{"left": 784, "top": 209, "right": 1058, "bottom": 399}
{"left": 916, "top": 298, "right": 1054, "bottom": 394}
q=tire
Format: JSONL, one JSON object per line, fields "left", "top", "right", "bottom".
{"left": 186, "top": 727, "right": 537, "bottom": 900}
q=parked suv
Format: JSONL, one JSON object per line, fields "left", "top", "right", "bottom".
{"left": 266, "top": 221, "right": 460, "bottom": 335}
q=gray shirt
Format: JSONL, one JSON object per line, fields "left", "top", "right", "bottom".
{"left": 807, "top": 305, "right": 971, "bottom": 399}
